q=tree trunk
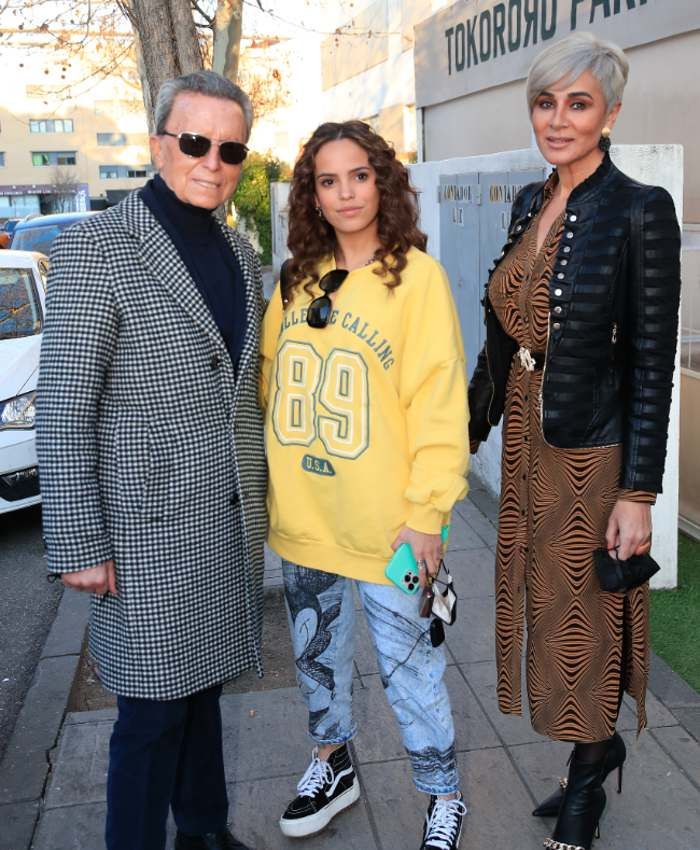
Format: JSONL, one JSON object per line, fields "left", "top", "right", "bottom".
{"left": 170, "top": 0, "right": 203, "bottom": 74}
{"left": 212, "top": 0, "right": 243, "bottom": 83}
{"left": 125, "top": 0, "right": 203, "bottom": 131}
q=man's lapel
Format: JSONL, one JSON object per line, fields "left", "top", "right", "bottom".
{"left": 120, "top": 191, "right": 228, "bottom": 355}
{"left": 217, "top": 219, "right": 260, "bottom": 381}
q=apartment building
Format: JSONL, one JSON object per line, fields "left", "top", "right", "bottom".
{"left": 0, "top": 37, "right": 152, "bottom": 219}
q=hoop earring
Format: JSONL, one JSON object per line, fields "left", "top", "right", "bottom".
{"left": 598, "top": 126, "right": 611, "bottom": 153}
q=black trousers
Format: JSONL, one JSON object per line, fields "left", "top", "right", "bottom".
{"left": 105, "top": 684, "right": 228, "bottom": 850}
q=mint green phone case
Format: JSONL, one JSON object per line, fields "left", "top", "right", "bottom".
{"left": 384, "top": 525, "right": 450, "bottom": 595}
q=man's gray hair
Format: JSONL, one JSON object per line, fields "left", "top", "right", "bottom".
{"left": 526, "top": 32, "right": 629, "bottom": 112}
{"left": 154, "top": 70, "right": 254, "bottom": 141}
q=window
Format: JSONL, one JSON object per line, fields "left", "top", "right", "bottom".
{"left": 97, "top": 132, "right": 127, "bottom": 146}
{"left": 0, "top": 153, "right": 5, "bottom": 167}
{"left": 99, "top": 164, "right": 153, "bottom": 179}
{"left": 29, "top": 119, "right": 74, "bottom": 134}
{"left": 0, "top": 268, "right": 42, "bottom": 340}
{"left": 31, "top": 151, "right": 77, "bottom": 166}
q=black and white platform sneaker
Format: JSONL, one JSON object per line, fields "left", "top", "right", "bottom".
{"left": 279, "top": 743, "right": 360, "bottom": 838}
{"left": 421, "top": 793, "right": 468, "bottom": 850}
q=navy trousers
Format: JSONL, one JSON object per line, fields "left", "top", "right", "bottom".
{"left": 105, "top": 684, "right": 228, "bottom": 850}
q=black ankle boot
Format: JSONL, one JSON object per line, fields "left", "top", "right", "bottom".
{"left": 542, "top": 750, "right": 607, "bottom": 850}
{"left": 533, "top": 732, "right": 626, "bottom": 818}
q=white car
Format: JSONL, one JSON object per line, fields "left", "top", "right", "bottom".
{"left": 0, "top": 250, "right": 48, "bottom": 513}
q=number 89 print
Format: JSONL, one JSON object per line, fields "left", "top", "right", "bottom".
{"left": 272, "top": 340, "right": 370, "bottom": 460}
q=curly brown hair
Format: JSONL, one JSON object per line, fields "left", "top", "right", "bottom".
{"left": 283, "top": 120, "right": 427, "bottom": 304}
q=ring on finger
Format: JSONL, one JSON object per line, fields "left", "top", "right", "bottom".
{"left": 417, "top": 559, "right": 427, "bottom": 570}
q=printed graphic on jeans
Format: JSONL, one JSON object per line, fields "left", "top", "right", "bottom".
{"left": 282, "top": 560, "right": 460, "bottom": 795}
{"left": 285, "top": 566, "right": 342, "bottom": 697}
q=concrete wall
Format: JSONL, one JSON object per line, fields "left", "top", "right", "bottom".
{"left": 679, "top": 227, "right": 700, "bottom": 540}
{"left": 422, "top": 31, "right": 700, "bottom": 223}
{"left": 270, "top": 181, "right": 291, "bottom": 280}
{"left": 409, "top": 144, "right": 683, "bottom": 588}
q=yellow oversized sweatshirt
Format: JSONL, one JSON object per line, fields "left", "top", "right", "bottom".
{"left": 260, "top": 247, "right": 469, "bottom": 584}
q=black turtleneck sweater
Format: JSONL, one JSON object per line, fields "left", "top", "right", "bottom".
{"left": 140, "top": 174, "right": 246, "bottom": 366}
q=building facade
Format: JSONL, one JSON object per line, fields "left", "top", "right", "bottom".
{"left": 411, "top": 0, "right": 700, "bottom": 537}
{"left": 0, "top": 35, "right": 153, "bottom": 219}
{"left": 305, "top": 0, "right": 699, "bottom": 536}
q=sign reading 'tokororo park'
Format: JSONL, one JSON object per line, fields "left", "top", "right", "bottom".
{"left": 414, "top": 0, "right": 700, "bottom": 108}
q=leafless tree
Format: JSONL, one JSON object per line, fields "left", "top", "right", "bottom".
{"left": 49, "top": 166, "right": 79, "bottom": 212}
{"left": 118, "top": 0, "right": 204, "bottom": 131}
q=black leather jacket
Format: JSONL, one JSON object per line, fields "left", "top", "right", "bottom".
{"left": 468, "top": 154, "right": 681, "bottom": 493}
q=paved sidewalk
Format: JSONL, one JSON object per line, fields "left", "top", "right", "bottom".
{"left": 17, "top": 484, "right": 700, "bottom": 848}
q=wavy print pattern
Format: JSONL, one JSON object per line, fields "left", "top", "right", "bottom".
{"left": 488, "top": 186, "right": 649, "bottom": 742}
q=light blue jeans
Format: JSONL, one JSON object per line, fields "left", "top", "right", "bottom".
{"left": 282, "top": 560, "right": 459, "bottom": 795}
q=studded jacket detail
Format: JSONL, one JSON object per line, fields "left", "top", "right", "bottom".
{"left": 468, "top": 154, "right": 681, "bottom": 493}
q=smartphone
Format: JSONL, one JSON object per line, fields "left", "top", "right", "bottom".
{"left": 384, "top": 525, "right": 450, "bottom": 595}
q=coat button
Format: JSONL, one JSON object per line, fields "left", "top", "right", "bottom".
{"left": 554, "top": 306, "right": 562, "bottom": 315}
{"left": 563, "top": 246, "right": 571, "bottom": 253}
{"left": 560, "top": 259, "right": 568, "bottom": 266}
{"left": 557, "top": 272, "right": 564, "bottom": 280}
{"left": 229, "top": 493, "right": 240, "bottom": 506}
{"left": 569, "top": 214, "right": 578, "bottom": 222}
{"left": 566, "top": 231, "right": 574, "bottom": 239}
{"left": 553, "top": 321, "right": 561, "bottom": 330}
{"left": 210, "top": 354, "right": 221, "bottom": 369}
{"left": 554, "top": 288, "right": 562, "bottom": 297}
{"left": 515, "top": 224, "right": 522, "bottom": 232}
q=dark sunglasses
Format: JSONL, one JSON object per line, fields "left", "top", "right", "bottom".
{"left": 161, "top": 131, "right": 248, "bottom": 165}
{"left": 307, "top": 269, "right": 349, "bottom": 328}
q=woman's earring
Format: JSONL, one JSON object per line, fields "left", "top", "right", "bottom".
{"left": 315, "top": 205, "right": 324, "bottom": 220}
{"left": 598, "top": 126, "right": 611, "bottom": 153}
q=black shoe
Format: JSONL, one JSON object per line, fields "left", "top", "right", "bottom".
{"left": 533, "top": 732, "right": 626, "bottom": 818}
{"left": 174, "top": 828, "right": 252, "bottom": 849}
{"left": 279, "top": 744, "right": 360, "bottom": 837}
{"left": 421, "top": 793, "right": 468, "bottom": 850}
{"left": 543, "top": 751, "right": 607, "bottom": 850}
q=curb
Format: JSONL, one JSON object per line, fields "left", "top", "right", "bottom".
{"left": 0, "top": 589, "right": 90, "bottom": 850}
{"left": 0, "top": 547, "right": 284, "bottom": 850}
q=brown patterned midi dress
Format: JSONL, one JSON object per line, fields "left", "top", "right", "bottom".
{"left": 489, "top": 183, "right": 653, "bottom": 743}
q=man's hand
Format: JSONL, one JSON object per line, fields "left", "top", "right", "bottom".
{"left": 605, "top": 501, "right": 652, "bottom": 562}
{"left": 391, "top": 526, "right": 443, "bottom": 589}
{"left": 61, "top": 560, "right": 117, "bottom": 595}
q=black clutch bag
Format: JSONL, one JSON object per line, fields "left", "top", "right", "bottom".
{"left": 593, "top": 548, "right": 660, "bottom": 592}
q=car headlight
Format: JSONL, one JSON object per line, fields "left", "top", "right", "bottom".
{"left": 0, "top": 392, "right": 37, "bottom": 430}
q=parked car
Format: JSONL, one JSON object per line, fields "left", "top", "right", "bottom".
{"left": 0, "top": 250, "right": 48, "bottom": 513}
{"left": 10, "top": 211, "right": 96, "bottom": 257}
{"left": 2, "top": 218, "right": 20, "bottom": 236}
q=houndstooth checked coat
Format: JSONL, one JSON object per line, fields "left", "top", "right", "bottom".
{"left": 35, "top": 190, "right": 267, "bottom": 699}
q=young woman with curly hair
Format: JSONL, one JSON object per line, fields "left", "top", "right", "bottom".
{"left": 260, "top": 121, "right": 469, "bottom": 849}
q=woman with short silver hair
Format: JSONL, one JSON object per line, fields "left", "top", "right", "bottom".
{"left": 469, "top": 31, "right": 681, "bottom": 850}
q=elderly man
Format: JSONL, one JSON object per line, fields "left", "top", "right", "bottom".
{"left": 36, "top": 71, "right": 266, "bottom": 850}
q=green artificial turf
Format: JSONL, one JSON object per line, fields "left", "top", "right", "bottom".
{"left": 649, "top": 532, "right": 700, "bottom": 693}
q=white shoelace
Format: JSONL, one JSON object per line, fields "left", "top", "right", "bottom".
{"left": 424, "top": 797, "right": 469, "bottom": 850}
{"left": 296, "top": 749, "right": 335, "bottom": 797}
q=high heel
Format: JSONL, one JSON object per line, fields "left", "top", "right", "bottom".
{"left": 533, "top": 732, "right": 626, "bottom": 818}
{"left": 542, "top": 749, "right": 607, "bottom": 850}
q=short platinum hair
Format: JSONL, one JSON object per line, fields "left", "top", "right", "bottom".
{"left": 526, "top": 32, "right": 629, "bottom": 112}
{"left": 154, "top": 70, "right": 253, "bottom": 141}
